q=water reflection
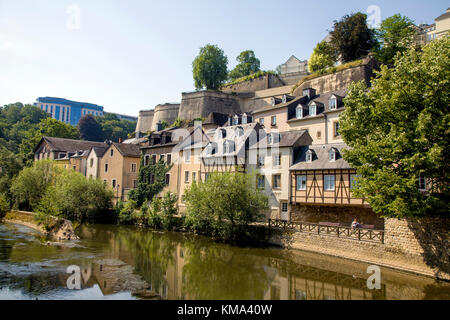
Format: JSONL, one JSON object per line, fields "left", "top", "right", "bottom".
{"left": 0, "top": 222, "right": 449, "bottom": 300}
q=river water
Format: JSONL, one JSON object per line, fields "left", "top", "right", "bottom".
{"left": 0, "top": 222, "right": 448, "bottom": 300}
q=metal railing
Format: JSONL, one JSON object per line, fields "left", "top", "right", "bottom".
{"left": 268, "top": 219, "right": 385, "bottom": 244}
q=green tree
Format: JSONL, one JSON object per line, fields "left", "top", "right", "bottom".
{"left": 0, "top": 146, "right": 22, "bottom": 198}
{"left": 339, "top": 37, "right": 450, "bottom": 218}
{"left": 184, "top": 171, "right": 268, "bottom": 242}
{"left": 374, "top": 14, "right": 416, "bottom": 65}
{"left": 330, "top": 12, "right": 378, "bottom": 62}
{"left": 95, "top": 114, "right": 136, "bottom": 142}
{"left": 128, "top": 159, "right": 172, "bottom": 207}
{"left": 10, "top": 160, "right": 61, "bottom": 211}
{"left": 78, "top": 114, "right": 103, "bottom": 141}
{"left": 308, "top": 41, "right": 337, "bottom": 73}
{"left": 0, "top": 194, "right": 9, "bottom": 218}
{"left": 37, "top": 169, "right": 113, "bottom": 222}
{"left": 228, "top": 50, "right": 261, "bottom": 81}
{"left": 192, "top": 44, "right": 228, "bottom": 90}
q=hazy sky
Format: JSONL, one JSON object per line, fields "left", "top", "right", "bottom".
{"left": 0, "top": 0, "right": 447, "bottom": 116}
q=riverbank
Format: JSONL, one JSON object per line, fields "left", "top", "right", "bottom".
{"left": 1, "top": 210, "right": 79, "bottom": 241}
{"left": 269, "top": 217, "right": 450, "bottom": 281}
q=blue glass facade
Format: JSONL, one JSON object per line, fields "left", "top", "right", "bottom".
{"left": 34, "top": 97, "right": 104, "bottom": 126}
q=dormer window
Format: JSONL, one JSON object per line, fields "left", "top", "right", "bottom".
{"left": 242, "top": 116, "right": 247, "bottom": 124}
{"left": 233, "top": 115, "right": 239, "bottom": 125}
{"left": 206, "top": 144, "right": 213, "bottom": 155}
{"left": 309, "top": 103, "right": 317, "bottom": 116}
{"left": 223, "top": 141, "right": 232, "bottom": 154}
{"left": 306, "top": 150, "right": 314, "bottom": 162}
{"left": 218, "top": 129, "right": 226, "bottom": 139}
{"left": 303, "top": 89, "right": 310, "bottom": 99}
{"left": 329, "top": 149, "right": 337, "bottom": 162}
{"left": 282, "top": 95, "right": 287, "bottom": 104}
{"left": 235, "top": 127, "right": 244, "bottom": 137}
{"left": 271, "top": 97, "right": 276, "bottom": 106}
{"left": 296, "top": 106, "right": 303, "bottom": 119}
{"left": 329, "top": 96, "right": 337, "bottom": 110}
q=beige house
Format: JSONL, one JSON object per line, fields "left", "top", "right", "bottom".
{"left": 248, "top": 130, "right": 312, "bottom": 220}
{"left": 86, "top": 146, "right": 108, "bottom": 178}
{"left": 99, "top": 143, "right": 141, "bottom": 202}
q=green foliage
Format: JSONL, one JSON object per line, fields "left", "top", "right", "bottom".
{"left": 95, "top": 113, "right": 137, "bottom": 142}
{"left": 192, "top": 44, "right": 228, "bottom": 90}
{"left": 171, "top": 117, "right": 187, "bottom": 128}
{"left": 339, "top": 37, "right": 450, "bottom": 218}
{"left": 37, "top": 169, "right": 114, "bottom": 222}
{"left": 117, "top": 200, "right": 139, "bottom": 225}
{"left": 228, "top": 50, "right": 261, "bottom": 81}
{"left": 184, "top": 172, "right": 268, "bottom": 243}
{"left": 77, "top": 114, "right": 103, "bottom": 141}
{"left": 308, "top": 41, "right": 337, "bottom": 73}
{"left": 0, "top": 194, "right": 9, "bottom": 218}
{"left": 154, "top": 192, "right": 178, "bottom": 230}
{"left": 224, "top": 70, "right": 276, "bottom": 87}
{"left": 291, "top": 59, "right": 364, "bottom": 94}
{"left": 373, "top": 14, "right": 416, "bottom": 65}
{"left": 128, "top": 159, "right": 172, "bottom": 207}
{"left": 329, "top": 12, "right": 378, "bottom": 63}
{"left": 10, "top": 160, "right": 62, "bottom": 211}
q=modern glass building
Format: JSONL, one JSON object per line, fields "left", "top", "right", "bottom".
{"left": 34, "top": 97, "right": 104, "bottom": 126}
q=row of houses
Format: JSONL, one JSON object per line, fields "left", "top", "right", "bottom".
{"left": 34, "top": 84, "right": 391, "bottom": 227}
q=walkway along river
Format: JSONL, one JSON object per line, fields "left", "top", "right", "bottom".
{"left": 0, "top": 222, "right": 449, "bottom": 300}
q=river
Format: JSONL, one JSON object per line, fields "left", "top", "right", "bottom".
{"left": 0, "top": 222, "right": 449, "bottom": 300}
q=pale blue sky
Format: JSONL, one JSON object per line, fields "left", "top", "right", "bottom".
{"left": 0, "top": 0, "right": 447, "bottom": 116}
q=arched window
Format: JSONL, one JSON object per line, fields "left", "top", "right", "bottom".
{"left": 309, "top": 103, "right": 317, "bottom": 116}
{"left": 223, "top": 141, "right": 231, "bottom": 154}
{"left": 328, "top": 149, "right": 337, "bottom": 162}
{"left": 306, "top": 150, "right": 314, "bottom": 162}
{"left": 296, "top": 106, "right": 303, "bottom": 119}
{"left": 235, "top": 127, "right": 244, "bottom": 137}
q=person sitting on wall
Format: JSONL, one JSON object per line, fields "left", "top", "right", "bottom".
{"left": 352, "top": 218, "right": 362, "bottom": 229}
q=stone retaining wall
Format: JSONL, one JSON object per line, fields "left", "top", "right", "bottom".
{"left": 270, "top": 216, "right": 450, "bottom": 280}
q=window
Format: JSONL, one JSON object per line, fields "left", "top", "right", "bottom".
{"left": 334, "top": 122, "right": 340, "bottom": 137}
{"left": 160, "top": 154, "right": 165, "bottom": 162}
{"left": 167, "top": 154, "right": 172, "bottom": 165}
{"left": 72, "top": 165, "right": 76, "bottom": 170}
{"left": 242, "top": 116, "right": 247, "bottom": 124}
{"left": 185, "top": 171, "right": 190, "bottom": 183}
{"left": 273, "top": 154, "right": 281, "bottom": 167}
{"left": 104, "top": 163, "right": 108, "bottom": 173}
{"left": 131, "top": 163, "right": 137, "bottom": 173}
{"left": 192, "top": 172, "right": 196, "bottom": 182}
{"left": 329, "top": 149, "right": 336, "bottom": 162}
{"left": 110, "top": 149, "right": 114, "bottom": 157}
{"left": 90, "top": 158, "right": 94, "bottom": 167}
{"left": 133, "top": 180, "right": 138, "bottom": 188}
{"left": 296, "top": 175, "right": 307, "bottom": 191}
{"left": 296, "top": 107, "right": 303, "bottom": 119}
{"left": 112, "top": 179, "right": 117, "bottom": 188}
{"left": 233, "top": 116, "right": 239, "bottom": 125}
{"left": 268, "top": 134, "right": 273, "bottom": 145}
{"left": 223, "top": 141, "right": 231, "bottom": 154}
{"left": 235, "top": 127, "right": 244, "bottom": 137}
{"left": 317, "top": 131, "right": 322, "bottom": 139}
{"left": 150, "top": 174, "right": 155, "bottom": 184}
{"left": 257, "top": 175, "right": 265, "bottom": 189}
{"left": 306, "top": 150, "right": 313, "bottom": 162}
{"left": 282, "top": 202, "right": 288, "bottom": 213}
{"left": 419, "top": 176, "right": 427, "bottom": 191}
{"left": 272, "top": 175, "right": 281, "bottom": 189}
{"left": 152, "top": 154, "right": 157, "bottom": 164}
{"left": 324, "top": 175, "right": 335, "bottom": 191}
{"left": 310, "top": 103, "right": 316, "bottom": 116}
{"left": 329, "top": 97, "right": 337, "bottom": 110}
{"left": 206, "top": 144, "right": 213, "bottom": 155}
{"left": 165, "top": 174, "right": 170, "bottom": 185}
{"left": 271, "top": 116, "right": 277, "bottom": 126}
{"left": 257, "top": 155, "right": 265, "bottom": 167}
{"left": 259, "top": 118, "right": 265, "bottom": 126}
{"left": 185, "top": 150, "right": 191, "bottom": 162}
{"left": 144, "top": 155, "right": 150, "bottom": 166}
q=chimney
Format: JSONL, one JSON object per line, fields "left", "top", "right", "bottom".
{"left": 302, "top": 88, "right": 316, "bottom": 100}
{"left": 156, "top": 121, "right": 163, "bottom": 131}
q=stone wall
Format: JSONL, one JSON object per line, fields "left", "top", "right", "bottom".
{"left": 221, "top": 74, "right": 285, "bottom": 94}
{"left": 178, "top": 91, "right": 241, "bottom": 121}
{"left": 270, "top": 215, "right": 450, "bottom": 280}
{"left": 290, "top": 204, "right": 384, "bottom": 230}
{"left": 151, "top": 103, "right": 180, "bottom": 130}
{"left": 135, "top": 110, "right": 154, "bottom": 133}
{"left": 279, "top": 72, "right": 308, "bottom": 86}
{"left": 292, "top": 57, "right": 381, "bottom": 96}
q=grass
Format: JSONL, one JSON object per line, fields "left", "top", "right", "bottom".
{"left": 291, "top": 59, "right": 365, "bottom": 94}
{"left": 3, "top": 211, "right": 35, "bottom": 224}
{"left": 222, "top": 70, "right": 276, "bottom": 87}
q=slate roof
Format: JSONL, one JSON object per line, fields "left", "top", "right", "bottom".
{"left": 435, "top": 9, "right": 450, "bottom": 21}
{"left": 91, "top": 146, "right": 108, "bottom": 157}
{"left": 290, "top": 143, "right": 353, "bottom": 170}
{"left": 203, "top": 112, "right": 230, "bottom": 126}
{"left": 249, "top": 130, "right": 312, "bottom": 149}
{"left": 113, "top": 143, "right": 141, "bottom": 157}
{"left": 253, "top": 95, "right": 307, "bottom": 114}
{"left": 36, "top": 136, "right": 108, "bottom": 153}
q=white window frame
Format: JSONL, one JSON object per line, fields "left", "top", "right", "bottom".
{"left": 273, "top": 154, "right": 281, "bottom": 167}
{"left": 296, "top": 107, "right": 303, "bottom": 119}
{"left": 324, "top": 175, "right": 335, "bottom": 191}
{"left": 259, "top": 118, "right": 265, "bottom": 126}
{"left": 310, "top": 103, "right": 317, "bottom": 116}
{"left": 185, "top": 171, "right": 190, "bottom": 184}
{"left": 185, "top": 150, "right": 191, "bottom": 163}
{"left": 131, "top": 163, "right": 137, "bottom": 173}
{"left": 257, "top": 155, "right": 265, "bottom": 167}
{"left": 306, "top": 151, "right": 313, "bottom": 163}
{"left": 329, "top": 97, "right": 337, "bottom": 110}
{"left": 271, "top": 116, "right": 277, "bottom": 126}
{"left": 329, "top": 149, "right": 336, "bottom": 162}
{"left": 296, "top": 175, "right": 307, "bottom": 191}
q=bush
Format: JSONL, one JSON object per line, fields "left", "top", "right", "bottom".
{"left": 117, "top": 200, "right": 138, "bottom": 225}
{"left": 0, "top": 194, "right": 9, "bottom": 218}
{"left": 184, "top": 172, "right": 268, "bottom": 243}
